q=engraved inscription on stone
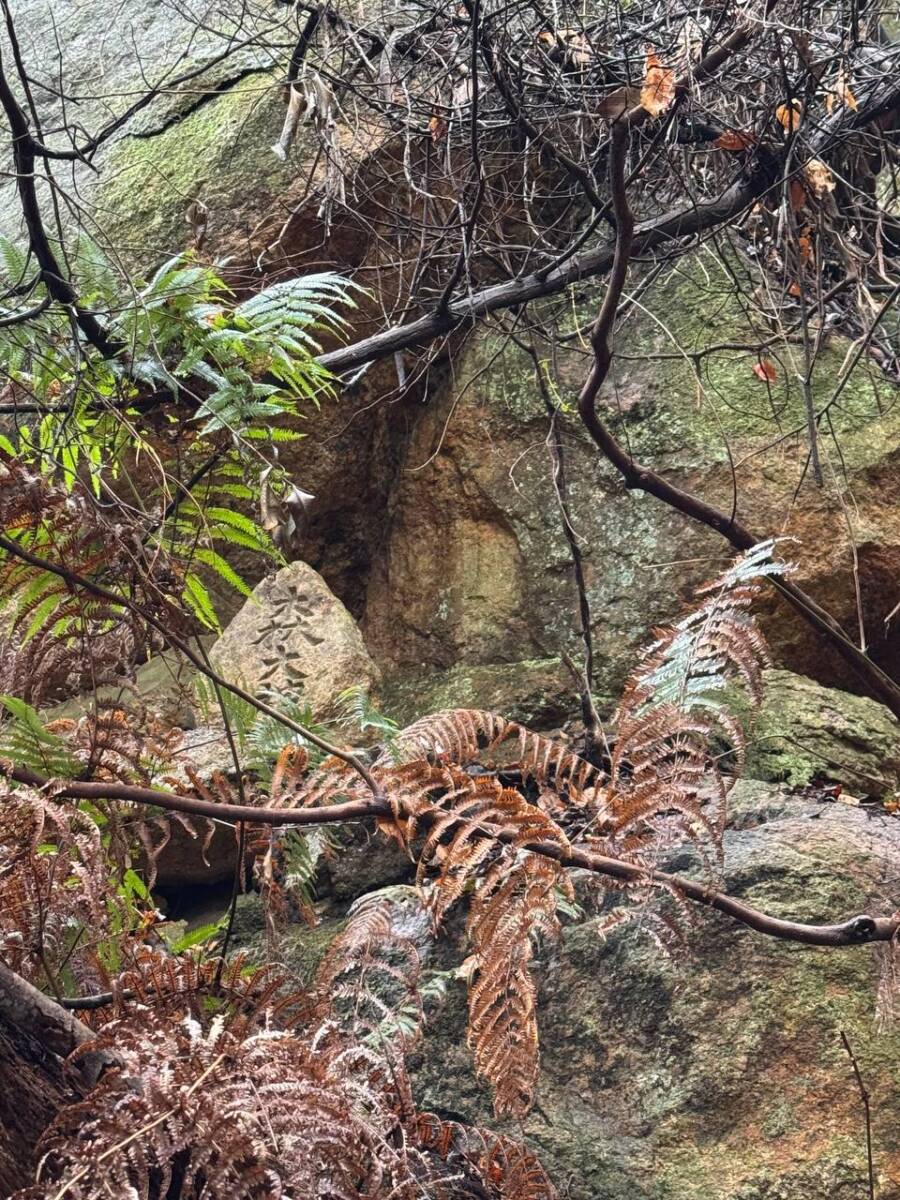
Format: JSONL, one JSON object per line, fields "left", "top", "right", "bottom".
{"left": 209, "top": 562, "right": 379, "bottom": 714}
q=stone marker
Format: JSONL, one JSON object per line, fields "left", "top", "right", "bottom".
{"left": 209, "top": 561, "right": 379, "bottom": 715}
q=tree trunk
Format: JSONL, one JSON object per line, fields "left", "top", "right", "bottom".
{"left": 0, "top": 963, "right": 111, "bottom": 1195}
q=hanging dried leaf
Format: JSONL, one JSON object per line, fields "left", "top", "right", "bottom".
{"left": 826, "top": 68, "right": 858, "bottom": 114}
{"left": 798, "top": 234, "right": 813, "bottom": 264}
{"left": 804, "top": 158, "right": 836, "bottom": 198}
{"left": 715, "top": 128, "right": 757, "bottom": 151}
{"left": 788, "top": 282, "right": 802, "bottom": 297}
{"left": 428, "top": 113, "right": 448, "bottom": 143}
{"left": 775, "top": 100, "right": 803, "bottom": 131}
{"left": 640, "top": 49, "right": 675, "bottom": 117}
{"left": 789, "top": 178, "right": 807, "bottom": 211}
{"left": 753, "top": 359, "right": 778, "bottom": 383}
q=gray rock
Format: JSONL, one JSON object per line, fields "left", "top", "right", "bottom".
{"left": 209, "top": 561, "right": 380, "bottom": 716}
{"left": 740, "top": 669, "right": 900, "bottom": 796}
{"left": 263, "top": 781, "right": 900, "bottom": 1199}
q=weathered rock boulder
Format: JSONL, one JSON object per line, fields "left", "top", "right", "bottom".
{"left": 413, "top": 783, "right": 900, "bottom": 1199}
{"left": 741, "top": 669, "right": 900, "bottom": 796}
{"left": 209, "top": 561, "right": 380, "bottom": 714}
{"left": 228, "top": 778, "right": 900, "bottom": 1199}
{"left": 362, "top": 255, "right": 900, "bottom": 708}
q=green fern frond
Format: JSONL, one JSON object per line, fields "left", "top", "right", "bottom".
{"left": 0, "top": 695, "right": 80, "bottom": 775}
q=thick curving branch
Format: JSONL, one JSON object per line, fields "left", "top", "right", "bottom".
{"left": 7, "top": 760, "right": 899, "bottom": 962}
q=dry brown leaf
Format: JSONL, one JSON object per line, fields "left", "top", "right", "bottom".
{"left": 788, "top": 282, "right": 802, "bottom": 297}
{"left": 753, "top": 359, "right": 777, "bottom": 383}
{"left": 715, "top": 128, "right": 757, "bottom": 151}
{"left": 804, "top": 158, "right": 836, "bottom": 197}
{"left": 789, "top": 179, "right": 807, "bottom": 210}
{"left": 640, "top": 49, "right": 675, "bottom": 117}
{"left": 428, "top": 113, "right": 448, "bottom": 143}
{"left": 826, "top": 68, "right": 858, "bottom": 113}
{"left": 798, "top": 233, "right": 813, "bottom": 264}
{"left": 776, "top": 100, "right": 803, "bottom": 131}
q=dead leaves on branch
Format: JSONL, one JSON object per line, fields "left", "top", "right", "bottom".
{"left": 640, "top": 48, "right": 675, "bottom": 117}
{"left": 753, "top": 358, "right": 778, "bottom": 383}
{"left": 826, "top": 67, "right": 858, "bottom": 114}
{"left": 776, "top": 99, "right": 803, "bottom": 131}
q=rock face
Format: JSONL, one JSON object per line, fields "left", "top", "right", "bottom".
{"left": 209, "top": 561, "right": 380, "bottom": 713}
{"left": 229, "top": 778, "right": 900, "bottom": 1199}
{"left": 742, "top": 669, "right": 900, "bottom": 796}
{"left": 362, "top": 259, "right": 900, "bottom": 706}
{"left": 9, "top": 2, "right": 900, "bottom": 717}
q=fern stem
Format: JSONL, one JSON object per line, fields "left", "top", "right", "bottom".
{"left": 9, "top": 761, "right": 899, "bottom": 957}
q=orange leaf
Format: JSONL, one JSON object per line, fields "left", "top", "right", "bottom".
{"left": 376, "top": 815, "right": 409, "bottom": 850}
{"left": 776, "top": 100, "right": 803, "bottom": 131}
{"left": 753, "top": 359, "right": 777, "bottom": 383}
{"left": 789, "top": 179, "right": 807, "bottom": 211}
{"left": 428, "top": 114, "right": 448, "bottom": 143}
{"left": 640, "top": 49, "right": 675, "bottom": 117}
{"left": 826, "top": 68, "right": 858, "bottom": 114}
{"left": 798, "top": 234, "right": 813, "bottom": 264}
{"left": 715, "top": 128, "right": 758, "bottom": 151}
{"left": 788, "top": 282, "right": 801, "bottom": 297}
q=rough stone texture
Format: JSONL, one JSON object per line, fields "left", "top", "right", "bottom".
{"left": 225, "top": 779, "right": 900, "bottom": 1199}
{"left": 209, "top": 561, "right": 380, "bottom": 714}
{"left": 362, "top": 254, "right": 900, "bottom": 705}
{"left": 381, "top": 657, "right": 582, "bottom": 729}
{"left": 1, "top": 0, "right": 288, "bottom": 256}
{"left": 740, "top": 669, "right": 900, "bottom": 796}
{"left": 10, "top": 2, "right": 900, "bottom": 718}
{"left": 410, "top": 783, "right": 900, "bottom": 1200}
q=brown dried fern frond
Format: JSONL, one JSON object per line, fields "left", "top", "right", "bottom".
{"left": 384, "top": 706, "right": 603, "bottom": 802}
{"left": 412, "top": 1114, "right": 558, "bottom": 1198}
{"left": 465, "top": 852, "right": 567, "bottom": 1119}
{"left": 0, "top": 786, "right": 115, "bottom": 992}
{"left": 95, "top": 946, "right": 312, "bottom": 1033}
{"left": 18, "top": 1013, "right": 418, "bottom": 1200}
{"left": 18, "top": 1002, "right": 556, "bottom": 1200}
{"left": 314, "top": 892, "right": 429, "bottom": 1049}
{"left": 601, "top": 541, "right": 782, "bottom": 872}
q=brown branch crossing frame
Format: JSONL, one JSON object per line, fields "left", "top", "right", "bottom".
{"left": 7, "top": 762, "right": 899, "bottom": 962}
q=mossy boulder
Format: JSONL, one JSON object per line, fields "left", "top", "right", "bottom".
{"left": 225, "top": 778, "right": 900, "bottom": 1198}
{"left": 364, "top": 251, "right": 900, "bottom": 707}
{"left": 740, "top": 669, "right": 900, "bottom": 795}
{"left": 410, "top": 781, "right": 900, "bottom": 1199}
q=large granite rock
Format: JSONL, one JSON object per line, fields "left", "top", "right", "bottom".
{"left": 209, "top": 561, "right": 380, "bottom": 714}
{"left": 741, "top": 669, "right": 900, "bottom": 796}
{"left": 228, "top": 778, "right": 900, "bottom": 1198}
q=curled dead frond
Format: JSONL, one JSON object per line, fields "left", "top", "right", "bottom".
{"left": 0, "top": 786, "right": 115, "bottom": 993}
{"left": 17, "top": 1002, "right": 556, "bottom": 1200}
{"left": 314, "top": 891, "right": 430, "bottom": 1049}
{"left": 412, "top": 1114, "right": 558, "bottom": 1198}
{"left": 93, "top": 946, "right": 312, "bottom": 1033}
